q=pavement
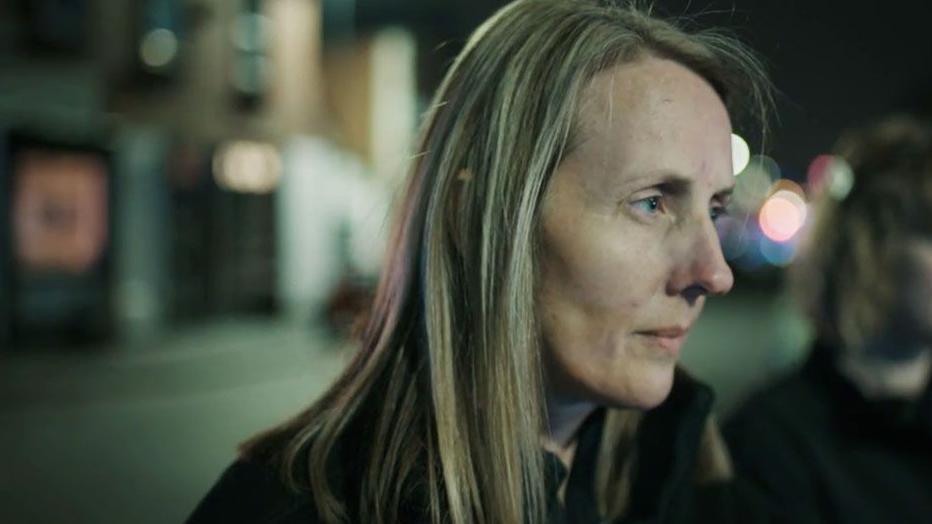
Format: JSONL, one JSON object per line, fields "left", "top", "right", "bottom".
{"left": 0, "top": 293, "right": 807, "bottom": 523}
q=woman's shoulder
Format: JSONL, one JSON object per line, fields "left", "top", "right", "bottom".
{"left": 186, "top": 459, "right": 320, "bottom": 524}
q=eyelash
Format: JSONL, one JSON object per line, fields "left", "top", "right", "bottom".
{"left": 631, "top": 194, "right": 730, "bottom": 222}
{"left": 710, "top": 204, "right": 729, "bottom": 221}
{"left": 632, "top": 195, "right": 664, "bottom": 215}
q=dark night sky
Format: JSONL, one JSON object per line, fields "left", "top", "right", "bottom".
{"left": 353, "top": 0, "right": 932, "bottom": 178}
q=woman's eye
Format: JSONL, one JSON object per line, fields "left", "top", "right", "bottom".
{"left": 632, "top": 195, "right": 663, "bottom": 215}
{"left": 710, "top": 205, "right": 729, "bottom": 221}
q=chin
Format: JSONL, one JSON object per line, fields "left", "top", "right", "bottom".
{"left": 600, "top": 360, "right": 676, "bottom": 410}
{"left": 624, "top": 378, "right": 675, "bottom": 410}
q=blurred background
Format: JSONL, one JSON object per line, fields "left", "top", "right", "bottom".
{"left": 0, "top": 1, "right": 930, "bottom": 522}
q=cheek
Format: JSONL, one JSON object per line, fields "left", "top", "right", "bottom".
{"left": 542, "top": 224, "right": 662, "bottom": 315}
{"left": 537, "top": 232, "right": 679, "bottom": 407}
{"left": 538, "top": 219, "right": 673, "bottom": 368}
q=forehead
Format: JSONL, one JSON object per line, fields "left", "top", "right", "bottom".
{"left": 569, "top": 57, "right": 734, "bottom": 188}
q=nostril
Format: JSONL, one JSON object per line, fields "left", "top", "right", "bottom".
{"left": 682, "top": 284, "right": 705, "bottom": 306}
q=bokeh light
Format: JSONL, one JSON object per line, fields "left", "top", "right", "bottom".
{"left": 759, "top": 235, "right": 798, "bottom": 266}
{"left": 139, "top": 28, "right": 179, "bottom": 69}
{"left": 232, "top": 13, "right": 270, "bottom": 51}
{"left": 212, "top": 140, "right": 282, "bottom": 194}
{"left": 806, "top": 154, "right": 834, "bottom": 195}
{"left": 770, "top": 178, "right": 806, "bottom": 197}
{"left": 828, "top": 157, "right": 855, "bottom": 200}
{"left": 731, "top": 133, "right": 750, "bottom": 176}
{"left": 715, "top": 215, "right": 750, "bottom": 261}
{"left": 231, "top": 55, "right": 270, "bottom": 95}
{"left": 758, "top": 186, "right": 807, "bottom": 243}
{"left": 807, "top": 154, "right": 855, "bottom": 200}
{"left": 733, "top": 154, "right": 780, "bottom": 212}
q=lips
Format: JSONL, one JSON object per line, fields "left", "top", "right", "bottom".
{"left": 635, "top": 326, "right": 690, "bottom": 356}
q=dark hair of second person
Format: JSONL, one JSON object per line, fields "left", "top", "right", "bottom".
{"left": 726, "top": 116, "right": 932, "bottom": 524}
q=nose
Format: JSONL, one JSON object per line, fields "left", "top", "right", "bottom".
{"left": 668, "top": 218, "right": 735, "bottom": 300}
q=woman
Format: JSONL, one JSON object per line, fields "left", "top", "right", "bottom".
{"left": 725, "top": 117, "right": 932, "bottom": 523}
{"left": 189, "top": 0, "right": 773, "bottom": 522}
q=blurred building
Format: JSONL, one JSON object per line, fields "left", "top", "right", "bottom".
{"left": 3, "top": 0, "right": 931, "bottom": 351}
{"left": 1, "top": 1, "right": 930, "bottom": 523}
{"left": 0, "top": 0, "right": 420, "bottom": 349}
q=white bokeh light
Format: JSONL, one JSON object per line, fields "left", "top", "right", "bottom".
{"left": 212, "top": 141, "right": 282, "bottom": 194}
{"left": 139, "top": 28, "right": 179, "bottom": 69}
{"left": 731, "top": 133, "right": 751, "bottom": 176}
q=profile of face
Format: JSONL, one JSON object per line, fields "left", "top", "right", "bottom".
{"left": 837, "top": 236, "right": 932, "bottom": 398}
{"left": 538, "top": 57, "right": 736, "bottom": 410}
{"left": 893, "top": 236, "right": 932, "bottom": 345}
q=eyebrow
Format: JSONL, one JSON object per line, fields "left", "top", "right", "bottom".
{"left": 715, "top": 185, "right": 735, "bottom": 200}
{"left": 634, "top": 171, "right": 735, "bottom": 199}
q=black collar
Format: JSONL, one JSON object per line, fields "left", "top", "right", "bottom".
{"left": 543, "top": 370, "right": 716, "bottom": 524}
{"left": 804, "top": 341, "right": 932, "bottom": 441}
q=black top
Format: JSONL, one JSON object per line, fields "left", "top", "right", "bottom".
{"left": 725, "top": 343, "right": 932, "bottom": 524}
{"left": 189, "top": 373, "right": 776, "bottom": 523}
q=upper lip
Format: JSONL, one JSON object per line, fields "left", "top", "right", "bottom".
{"left": 637, "top": 326, "right": 689, "bottom": 338}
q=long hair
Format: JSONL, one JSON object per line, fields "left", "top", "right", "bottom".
{"left": 792, "top": 116, "right": 932, "bottom": 351}
{"left": 244, "top": 1, "right": 772, "bottom": 522}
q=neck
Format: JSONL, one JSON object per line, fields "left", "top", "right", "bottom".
{"left": 542, "top": 392, "right": 597, "bottom": 469}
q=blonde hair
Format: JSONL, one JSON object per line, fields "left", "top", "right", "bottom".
{"left": 245, "top": 1, "right": 772, "bottom": 522}
{"left": 793, "top": 116, "right": 932, "bottom": 351}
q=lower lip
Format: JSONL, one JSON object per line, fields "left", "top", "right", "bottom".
{"left": 636, "top": 333, "right": 687, "bottom": 357}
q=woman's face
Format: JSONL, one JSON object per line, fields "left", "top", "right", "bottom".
{"left": 893, "top": 236, "right": 932, "bottom": 345}
{"left": 538, "top": 57, "right": 735, "bottom": 410}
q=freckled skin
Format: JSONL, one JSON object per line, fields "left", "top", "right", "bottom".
{"left": 538, "top": 57, "right": 736, "bottom": 410}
